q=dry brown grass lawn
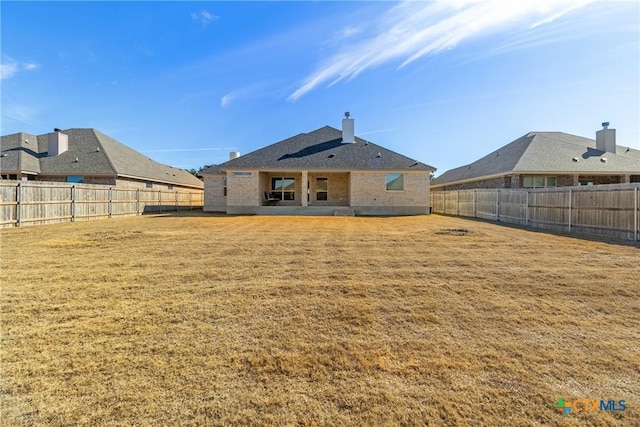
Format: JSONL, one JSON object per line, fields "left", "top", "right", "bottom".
{"left": 1, "top": 213, "right": 638, "bottom": 426}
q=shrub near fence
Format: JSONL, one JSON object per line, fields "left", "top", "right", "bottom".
{"left": 430, "top": 183, "right": 640, "bottom": 241}
{"left": 0, "top": 181, "right": 204, "bottom": 228}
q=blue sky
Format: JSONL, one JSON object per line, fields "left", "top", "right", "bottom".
{"left": 1, "top": 1, "right": 638, "bottom": 175}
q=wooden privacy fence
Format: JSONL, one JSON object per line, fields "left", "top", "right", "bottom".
{"left": 0, "top": 181, "right": 204, "bottom": 228}
{"left": 430, "top": 183, "right": 640, "bottom": 241}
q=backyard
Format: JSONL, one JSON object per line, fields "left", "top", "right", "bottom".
{"left": 1, "top": 213, "right": 638, "bottom": 425}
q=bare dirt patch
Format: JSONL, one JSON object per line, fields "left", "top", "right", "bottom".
{"left": 435, "top": 228, "right": 473, "bottom": 236}
{"left": 1, "top": 214, "right": 638, "bottom": 425}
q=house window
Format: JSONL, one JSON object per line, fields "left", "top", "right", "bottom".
{"left": 233, "top": 172, "right": 253, "bottom": 177}
{"left": 146, "top": 181, "right": 153, "bottom": 188}
{"left": 523, "top": 176, "right": 557, "bottom": 188}
{"left": 167, "top": 184, "right": 174, "bottom": 190}
{"left": 271, "top": 177, "right": 295, "bottom": 200}
{"left": 316, "top": 177, "right": 328, "bottom": 201}
{"left": 386, "top": 173, "right": 404, "bottom": 191}
{"left": 67, "top": 176, "right": 83, "bottom": 183}
{"left": 223, "top": 177, "right": 227, "bottom": 196}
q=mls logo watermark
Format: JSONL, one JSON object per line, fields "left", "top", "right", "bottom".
{"left": 554, "top": 397, "right": 626, "bottom": 416}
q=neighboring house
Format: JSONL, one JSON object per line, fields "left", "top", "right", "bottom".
{"left": 431, "top": 123, "right": 640, "bottom": 191}
{"left": 201, "top": 113, "right": 436, "bottom": 215}
{"left": 1, "top": 128, "right": 204, "bottom": 191}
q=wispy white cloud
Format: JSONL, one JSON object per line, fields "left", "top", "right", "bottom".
{"left": 95, "top": 80, "right": 118, "bottom": 87}
{"left": 220, "top": 80, "right": 278, "bottom": 108}
{"left": 338, "top": 25, "right": 362, "bottom": 39}
{"left": 191, "top": 10, "right": 218, "bottom": 27}
{"left": 1, "top": 104, "right": 41, "bottom": 128}
{"left": 1, "top": 57, "right": 39, "bottom": 80}
{"left": 0, "top": 62, "right": 18, "bottom": 80}
{"left": 288, "top": 0, "right": 598, "bottom": 101}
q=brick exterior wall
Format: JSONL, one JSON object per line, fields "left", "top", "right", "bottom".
{"left": 556, "top": 175, "right": 578, "bottom": 186}
{"left": 204, "top": 175, "right": 226, "bottom": 212}
{"left": 227, "top": 171, "right": 260, "bottom": 206}
{"left": 35, "top": 175, "right": 202, "bottom": 193}
{"left": 436, "top": 174, "right": 632, "bottom": 191}
{"left": 349, "top": 171, "right": 430, "bottom": 207}
{"left": 37, "top": 175, "right": 116, "bottom": 186}
{"left": 578, "top": 175, "right": 624, "bottom": 185}
{"left": 436, "top": 176, "right": 510, "bottom": 191}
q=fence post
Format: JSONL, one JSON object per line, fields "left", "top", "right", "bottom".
{"left": 16, "top": 182, "right": 22, "bottom": 227}
{"left": 525, "top": 191, "right": 529, "bottom": 227}
{"left": 175, "top": 191, "right": 179, "bottom": 212}
{"left": 189, "top": 192, "right": 193, "bottom": 211}
{"left": 635, "top": 186, "right": 638, "bottom": 242}
{"left": 568, "top": 189, "right": 572, "bottom": 233}
{"left": 108, "top": 187, "right": 113, "bottom": 218}
{"left": 456, "top": 190, "right": 459, "bottom": 216}
{"left": 71, "top": 185, "right": 76, "bottom": 222}
{"left": 158, "top": 190, "right": 162, "bottom": 211}
{"left": 442, "top": 192, "right": 446, "bottom": 215}
{"left": 136, "top": 189, "right": 140, "bottom": 215}
{"left": 496, "top": 190, "right": 500, "bottom": 221}
{"left": 472, "top": 190, "right": 476, "bottom": 218}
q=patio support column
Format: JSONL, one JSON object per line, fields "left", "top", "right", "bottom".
{"left": 301, "top": 171, "right": 308, "bottom": 207}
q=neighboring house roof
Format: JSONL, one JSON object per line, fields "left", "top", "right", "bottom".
{"left": 202, "top": 126, "right": 435, "bottom": 174}
{"left": 0, "top": 132, "right": 42, "bottom": 174}
{"left": 200, "top": 164, "right": 224, "bottom": 175}
{"left": 1, "top": 129, "right": 203, "bottom": 188}
{"left": 432, "top": 132, "right": 640, "bottom": 187}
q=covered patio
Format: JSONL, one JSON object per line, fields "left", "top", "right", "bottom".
{"left": 259, "top": 171, "right": 350, "bottom": 208}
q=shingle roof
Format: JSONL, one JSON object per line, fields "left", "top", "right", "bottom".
{"left": 203, "top": 126, "right": 435, "bottom": 174}
{"left": 432, "top": 132, "right": 640, "bottom": 186}
{"left": 200, "top": 164, "right": 224, "bottom": 175}
{"left": 0, "top": 133, "right": 42, "bottom": 174}
{"left": 1, "top": 129, "right": 203, "bottom": 188}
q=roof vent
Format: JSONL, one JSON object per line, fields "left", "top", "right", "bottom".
{"left": 600, "top": 157, "right": 607, "bottom": 163}
{"left": 328, "top": 153, "right": 335, "bottom": 158}
{"left": 572, "top": 157, "right": 579, "bottom": 162}
{"left": 376, "top": 152, "right": 381, "bottom": 158}
{"left": 229, "top": 151, "right": 240, "bottom": 160}
{"left": 74, "top": 157, "right": 79, "bottom": 162}
{"left": 602, "top": 122, "right": 609, "bottom": 130}
{"left": 96, "top": 147, "right": 100, "bottom": 152}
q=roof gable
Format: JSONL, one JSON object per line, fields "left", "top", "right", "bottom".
{"left": 217, "top": 126, "right": 435, "bottom": 172}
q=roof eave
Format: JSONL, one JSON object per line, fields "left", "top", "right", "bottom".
{"left": 116, "top": 173, "right": 203, "bottom": 189}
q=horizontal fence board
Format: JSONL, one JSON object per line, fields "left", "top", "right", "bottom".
{"left": 431, "top": 184, "right": 640, "bottom": 242}
{"left": 0, "top": 181, "right": 203, "bottom": 228}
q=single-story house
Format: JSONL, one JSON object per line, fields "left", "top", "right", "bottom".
{"left": 432, "top": 123, "right": 640, "bottom": 191}
{"left": 201, "top": 113, "right": 436, "bottom": 216}
{"left": 0, "top": 128, "right": 204, "bottom": 191}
